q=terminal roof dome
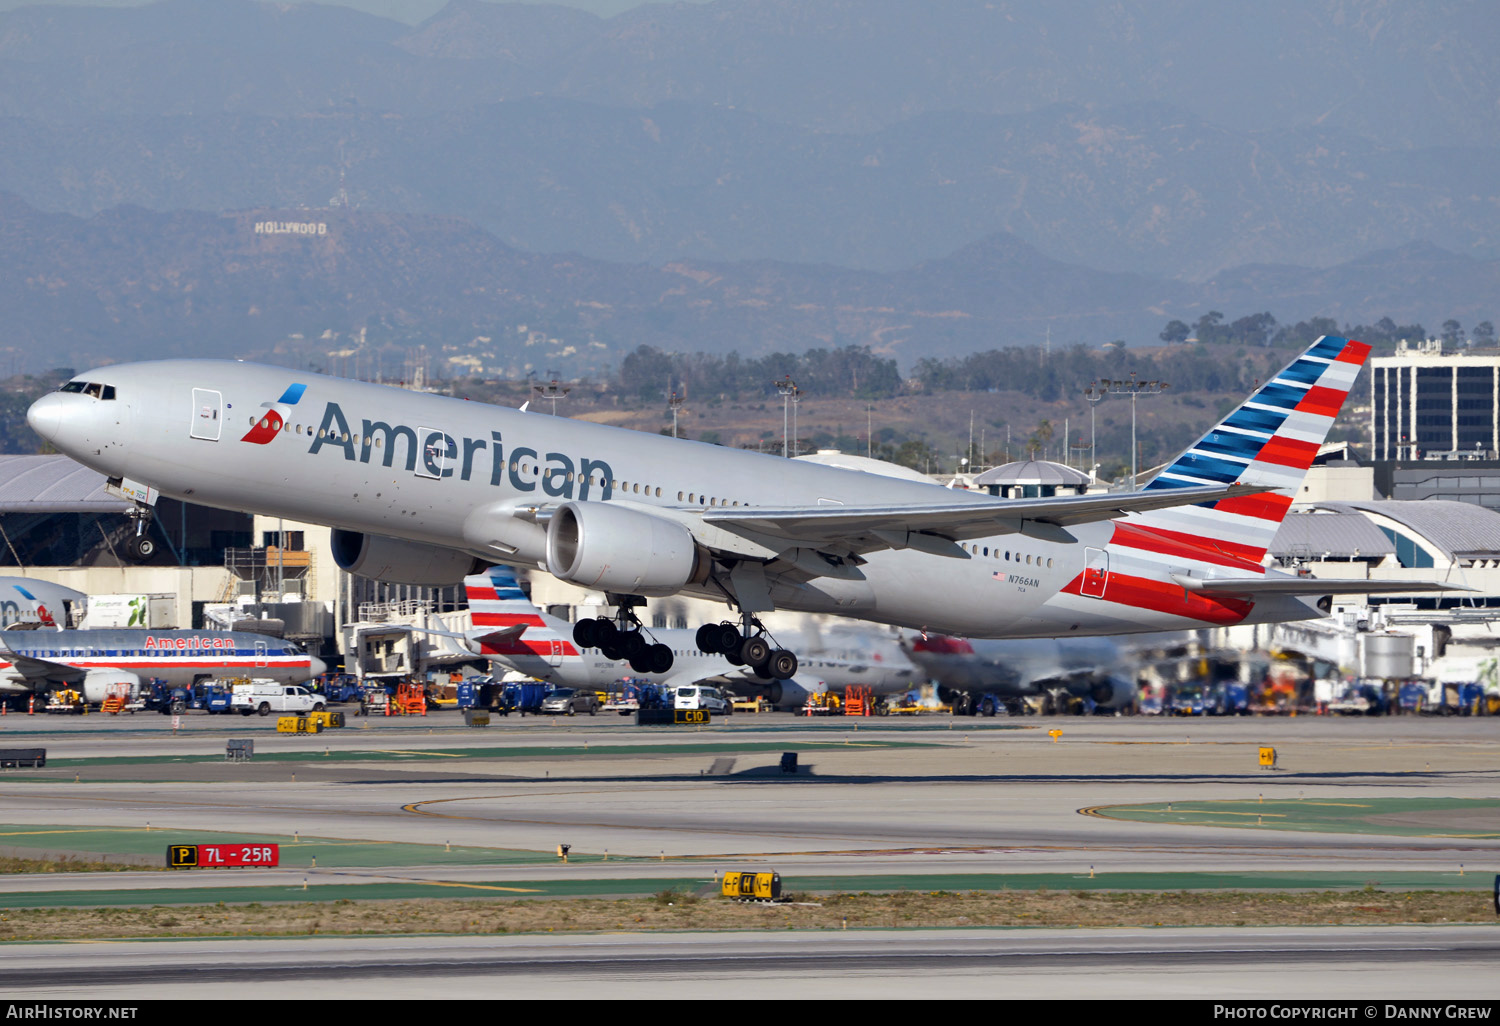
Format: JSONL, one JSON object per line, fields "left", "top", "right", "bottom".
{"left": 1312, "top": 500, "right": 1500, "bottom": 561}
{"left": 1271, "top": 510, "right": 1395, "bottom": 559}
{"left": 972, "top": 459, "right": 1091, "bottom": 488}
{"left": 0, "top": 455, "right": 129, "bottom": 513}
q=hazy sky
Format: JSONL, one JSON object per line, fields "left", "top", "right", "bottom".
{"left": 0, "top": 0, "right": 702, "bottom": 21}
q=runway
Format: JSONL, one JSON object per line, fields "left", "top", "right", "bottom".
{"left": 0, "top": 712, "right": 1496, "bottom": 997}
{"left": 3, "top": 927, "right": 1498, "bottom": 999}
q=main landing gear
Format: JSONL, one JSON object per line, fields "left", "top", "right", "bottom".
{"left": 694, "top": 620, "right": 798, "bottom": 680}
{"left": 571, "top": 614, "right": 675, "bottom": 675}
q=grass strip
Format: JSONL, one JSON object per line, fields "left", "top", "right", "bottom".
{"left": 0, "top": 888, "right": 1492, "bottom": 942}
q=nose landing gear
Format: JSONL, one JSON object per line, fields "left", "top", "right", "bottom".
{"left": 122, "top": 503, "right": 156, "bottom": 562}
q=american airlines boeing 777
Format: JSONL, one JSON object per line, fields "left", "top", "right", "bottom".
{"left": 26, "top": 336, "right": 1452, "bottom": 679}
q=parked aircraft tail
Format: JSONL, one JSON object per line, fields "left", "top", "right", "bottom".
{"left": 463, "top": 566, "right": 568, "bottom": 655}
{"left": 1130, "top": 334, "right": 1370, "bottom": 564}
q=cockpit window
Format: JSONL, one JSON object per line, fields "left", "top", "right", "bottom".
{"left": 58, "top": 381, "right": 116, "bottom": 400}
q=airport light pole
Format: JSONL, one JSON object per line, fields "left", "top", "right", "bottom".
{"left": 1104, "top": 373, "right": 1168, "bottom": 490}
{"left": 668, "top": 390, "right": 685, "bottom": 438}
{"left": 1082, "top": 381, "right": 1105, "bottom": 484}
{"left": 774, "top": 376, "right": 797, "bottom": 458}
{"left": 791, "top": 386, "right": 802, "bottom": 458}
{"left": 532, "top": 380, "right": 571, "bottom": 416}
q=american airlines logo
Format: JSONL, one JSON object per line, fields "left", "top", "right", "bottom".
{"left": 143, "top": 636, "right": 243, "bottom": 651}
{"left": 305, "top": 400, "right": 617, "bottom": 500}
{"left": 241, "top": 383, "right": 308, "bottom": 445}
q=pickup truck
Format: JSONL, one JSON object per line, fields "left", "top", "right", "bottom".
{"left": 231, "top": 683, "right": 325, "bottom": 717}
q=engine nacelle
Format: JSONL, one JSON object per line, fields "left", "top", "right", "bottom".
{"left": 545, "top": 502, "right": 710, "bottom": 596}
{"left": 331, "top": 530, "right": 486, "bottom": 586}
{"left": 82, "top": 669, "right": 142, "bottom": 705}
{"left": 1088, "top": 675, "right": 1139, "bottom": 710}
{"left": 765, "top": 678, "right": 825, "bottom": 710}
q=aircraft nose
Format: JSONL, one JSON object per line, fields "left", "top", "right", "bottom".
{"left": 308, "top": 656, "right": 328, "bottom": 678}
{"left": 26, "top": 393, "right": 63, "bottom": 444}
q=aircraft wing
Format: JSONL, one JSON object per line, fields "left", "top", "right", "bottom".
{"left": 702, "top": 483, "right": 1268, "bottom": 554}
{"left": 0, "top": 645, "right": 83, "bottom": 685}
{"left": 1172, "top": 575, "right": 1470, "bottom": 596}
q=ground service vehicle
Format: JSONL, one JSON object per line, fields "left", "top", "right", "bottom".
{"left": 674, "top": 685, "right": 731, "bottom": 715}
{"left": 231, "top": 682, "right": 325, "bottom": 717}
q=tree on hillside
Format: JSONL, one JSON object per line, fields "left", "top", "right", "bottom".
{"left": 1159, "top": 320, "right": 1190, "bottom": 345}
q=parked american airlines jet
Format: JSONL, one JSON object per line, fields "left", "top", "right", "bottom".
{"left": 26, "top": 337, "right": 1453, "bottom": 679}
{"left": 0, "top": 629, "right": 326, "bottom": 704}
{"left": 0, "top": 578, "right": 86, "bottom": 629}
{"left": 460, "top": 566, "right": 919, "bottom": 708}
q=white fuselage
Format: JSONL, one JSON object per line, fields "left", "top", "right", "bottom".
{"left": 0, "top": 628, "right": 325, "bottom": 694}
{"left": 27, "top": 361, "right": 1318, "bottom": 640}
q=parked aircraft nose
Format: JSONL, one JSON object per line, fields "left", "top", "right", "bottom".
{"left": 25, "top": 393, "right": 63, "bottom": 445}
{"left": 308, "top": 656, "right": 328, "bottom": 678}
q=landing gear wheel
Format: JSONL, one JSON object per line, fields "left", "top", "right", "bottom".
{"left": 573, "top": 618, "right": 601, "bottom": 649}
{"left": 767, "top": 649, "right": 797, "bottom": 679}
{"left": 739, "top": 636, "right": 771, "bottom": 668}
{"left": 646, "top": 643, "right": 674, "bottom": 675}
{"left": 712, "top": 623, "right": 742, "bottom": 654}
{"left": 620, "top": 631, "right": 647, "bottom": 659}
{"left": 696, "top": 624, "right": 722, "bottom": 653}
{"left": 601, "top": 640, "right": 625, "bottom": 661}
{"left": 124, "top": 535, "right": 156, "bottom": 562}
{"left": 724, "top": 644, "right": 746, "bottom": 667}
{"left": 628, "top": 652, "right": 652, "bottom": 675}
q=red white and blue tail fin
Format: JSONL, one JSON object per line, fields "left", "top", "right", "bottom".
{"left": 1132, "top": 335, "right": 1370, "bottom": 563}
{"left": 464, "top": 566, "right": 569, "bottom": 656}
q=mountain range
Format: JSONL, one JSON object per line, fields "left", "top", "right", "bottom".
{"left": 3, "top": 194, "right": 1494, "bottom": 376}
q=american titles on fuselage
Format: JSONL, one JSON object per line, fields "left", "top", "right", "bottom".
{"left": 300, "top": 400, "right": 616, "bottom": 500}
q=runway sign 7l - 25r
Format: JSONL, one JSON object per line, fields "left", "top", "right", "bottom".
{"left": 168, "top": 844, "right": 280, "bottom": 868}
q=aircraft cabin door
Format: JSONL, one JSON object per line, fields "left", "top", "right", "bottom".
{"left": 190, "top": 389, "right": 223, "bottom": 441}
{"left": 416, "top": 427, "right": 452, "bottom": 480}
{"left": 545, "top": 639, "right": 564, "bottom": 668}
{"left": 1081, "top": 547, "right": 1109, "bottom": 599}
{"left": 254, "top": 641, "right": 268, "bottom": 668}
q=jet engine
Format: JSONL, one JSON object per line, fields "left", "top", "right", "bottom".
{"left": 545, "top": 501, "right": 710, "bottom": 596}
{"left": 331, "top": 530, "right": 486, "bottom": 586}
{"left": 1088, "top": 675, "right": 1139, "bottom": 711}
{"left": 81, "top": 669, "right": 142, "bottom": 705}
{"left": 765, "top": 678, "right": 824, "bottom": 710}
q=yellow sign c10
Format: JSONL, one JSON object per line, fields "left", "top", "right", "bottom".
{"left": 721, "top": 870, "right": 781, "bottom": 900}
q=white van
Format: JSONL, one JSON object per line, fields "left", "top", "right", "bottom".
{"left": 673, "top": 685, "right": 731, "bottom": 715}
{"left": 231, "top": 681, "right": 324, "bottom": 717}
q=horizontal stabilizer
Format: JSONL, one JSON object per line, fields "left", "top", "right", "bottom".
{"left": 1171, "top": 574, "right": 1469, "bottom": 596}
